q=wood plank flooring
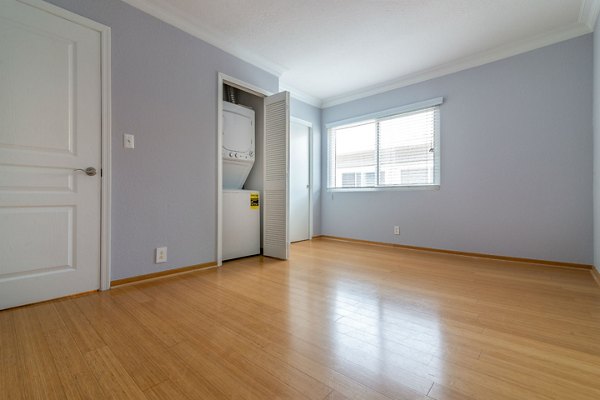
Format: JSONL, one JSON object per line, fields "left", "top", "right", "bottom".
{"left": 1, "top": 237, "right": 600, "bottom": 399}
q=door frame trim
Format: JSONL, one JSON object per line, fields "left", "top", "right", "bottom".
{"left": 216, "top": 73, "right": 272, "bottom": 266}
{"left": 20, "top": 0, "right": 113, "bottom": 290}
{"left": 290, "top": 117, "right": 313, "bottom": 240}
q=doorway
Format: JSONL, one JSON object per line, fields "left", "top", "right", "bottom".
{"left": 216, "top": 73, "right": 291, "bottom": 265}
{"left": 0, "top": 0, "right": 111, "bottom": 310}
{"left": 290, "top": 119, "right": 312, "bottom": 243}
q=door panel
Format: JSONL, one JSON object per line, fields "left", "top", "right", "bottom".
{"left": 0, "top": 206, "right": 74, "bottom": 277}
{"left": 0, "top": 18, "right": 74, "bottom": 152}
{"left": 0, "top": 164, "right": 75, "bottom": 192}
{"left": 290, "top": 122, "right": 310, "bottom": 242}
{"left": 263, "top": 91, "right": 289, "bottom": 260}
{"left": 0, "top": 0, "right": 102, "bottom": 309}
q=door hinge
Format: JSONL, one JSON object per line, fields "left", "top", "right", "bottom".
{"left": 100, "top": 168, "right": 103, "bottom": 177}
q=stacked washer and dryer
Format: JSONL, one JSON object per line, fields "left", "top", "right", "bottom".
{"left": 222, "top": 100, "right": 261, "bottom": 260}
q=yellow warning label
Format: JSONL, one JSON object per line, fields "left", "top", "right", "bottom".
{"left": 250, "top": 193, "right": 259, "bottom": 209}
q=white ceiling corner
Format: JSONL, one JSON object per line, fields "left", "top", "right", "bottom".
{"left": 320, "top": 21, "right": 591, "bottom": 108}
{"left": 121, "top": 0, "right": 594, "bottom": 109}
{"left": 120, "top": 0, "right": 287, "bottom": 77}
{"left": 580, "top": 0, "right": 600, "bottom": 29}
{"left": 279, "top": 83, "right": 322, "bottom": 108}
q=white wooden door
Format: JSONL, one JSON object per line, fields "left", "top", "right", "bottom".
{"left": 263, "top": 91, "right": 290, "bottom": 260}
{"left": 290, "top": 121, "right": 310, "bottom": 242}
{"left": 0, "top": 0, "right": 102, "bottom": 309}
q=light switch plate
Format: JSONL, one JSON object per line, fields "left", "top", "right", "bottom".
{"left": 155, "top": 247, "right": 167, "bottom": 263}
{"left": 124, "top": 134, "right": 135, "bottom": 149}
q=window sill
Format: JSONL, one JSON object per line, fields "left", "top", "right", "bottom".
{"left": 327, "top": 185, "right": 440, "bottom": 193}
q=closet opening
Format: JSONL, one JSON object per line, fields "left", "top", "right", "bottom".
{"left": 216, "top": 73, "right": 290, "bottom": 266}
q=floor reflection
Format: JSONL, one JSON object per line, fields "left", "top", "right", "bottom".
{"left": 287, "top": 270, "right": 442, "bottom": 383}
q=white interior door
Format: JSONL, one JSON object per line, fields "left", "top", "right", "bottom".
{"left": 0, "top": 0, "right": 102, "bottom": 309}
{"left": 263, "top": 91, "right": 290, "bottom": 260}
{"left": 290, "top": 121, "right": 310, "bottom": 242}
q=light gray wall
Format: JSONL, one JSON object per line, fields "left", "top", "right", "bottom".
{"left": 595, "top": 20, "right": 600, "bottom": 272}
{"left": 46, "top": 0, "right": 279, "bottom": 279}
{"left": 322, "top": 35, "right": 593, "bottom": 265}
{"left": 291, "top": 98, "right": 322, "bottom": 235}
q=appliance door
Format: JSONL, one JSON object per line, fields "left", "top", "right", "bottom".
{"left": 223, "top": 107, "right": 254, "bottom": 154}
{"left": 223, "top": 190, "right": 260, "bottom": 260}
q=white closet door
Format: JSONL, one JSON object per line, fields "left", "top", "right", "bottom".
{"left": 0, "top": 0, "right": 102, "bottom": 309}
{"left": 290, "top": 121, "right": 310, "bottom": 242}
{"left": 263, "top": 91, "right": 290, "bottom": 260}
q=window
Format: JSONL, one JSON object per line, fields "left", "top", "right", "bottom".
{"left": 342, "top": 172, "right": 361, "bottom": 187}
{"left": 327, "top": 99, "right": 441, "bottom": 190}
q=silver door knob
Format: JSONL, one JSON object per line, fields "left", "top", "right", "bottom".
{"left": 73, "top": 167, "right": 97, "bottom": 176}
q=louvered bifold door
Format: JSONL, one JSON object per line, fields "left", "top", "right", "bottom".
{"left": 263, "top": 91, "right": 290, "bottom": 260}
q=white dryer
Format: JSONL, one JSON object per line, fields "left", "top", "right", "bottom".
{"left": 222, "top": 101, "right": 255, "bottom": 189}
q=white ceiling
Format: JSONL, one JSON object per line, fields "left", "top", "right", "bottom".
{"left": 123, "top": 0, "right": 599, "bottom": 107}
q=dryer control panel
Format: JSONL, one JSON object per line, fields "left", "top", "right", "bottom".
{"left": 222, "top": 149, "right": 255, "bottom": 161}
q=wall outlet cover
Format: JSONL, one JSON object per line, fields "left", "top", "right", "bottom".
{"left": 394, "top": 226, "right": 400, "bottom": 235}
{"left": 155, "top": 246, "right": 167, "bottom": 263}
{"left": 124, "top": 133, "right": 135, "bottom": 149}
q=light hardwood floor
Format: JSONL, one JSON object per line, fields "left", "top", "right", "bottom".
{"left": 1, "top": 238, "right": 600, "bottom": 400}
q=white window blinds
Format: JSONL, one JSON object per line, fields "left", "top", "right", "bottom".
{"left": 328, "top": 102, "right": 440, "bottom": 189}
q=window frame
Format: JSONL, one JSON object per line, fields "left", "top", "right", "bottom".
{"left": 326, "top": 97, "right": 443, "bottom": 192}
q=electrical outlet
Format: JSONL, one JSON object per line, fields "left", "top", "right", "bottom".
{"left": 394, "top": 226, "right": 400, "bottom": 235}
{"left": 155, "top": 247, "right": 167, "bottom": 263}
{"left": 124, "top": 133, "right": 135, "bottom": 149}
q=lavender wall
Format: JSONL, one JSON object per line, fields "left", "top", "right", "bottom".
{"left": 322, "top": 35, "right": 593, "bottom": 265}
{"left": 45, "top": 0, "right": 279, "bottom": 279}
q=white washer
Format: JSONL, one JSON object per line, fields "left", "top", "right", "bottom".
{"left": 222, "top": 101, "right": 255, "bottom": 189}
{"left": 223, "top": 189, "right": 260, "bottom": 260}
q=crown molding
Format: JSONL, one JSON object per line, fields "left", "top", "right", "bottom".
{"left": 279, "top": 82, "right": 323, "bottom": 108}
{"left": 120, "top": 0, "right": 286, "bottom": 77}
{"left": 121, "top": 0, "right": 596, "bottom": 110}
{"left": 580, "top": 0, "right": 600, "bottom": 30}
{"left": 321, "top": 22, "right": 591, "bottom": 108}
